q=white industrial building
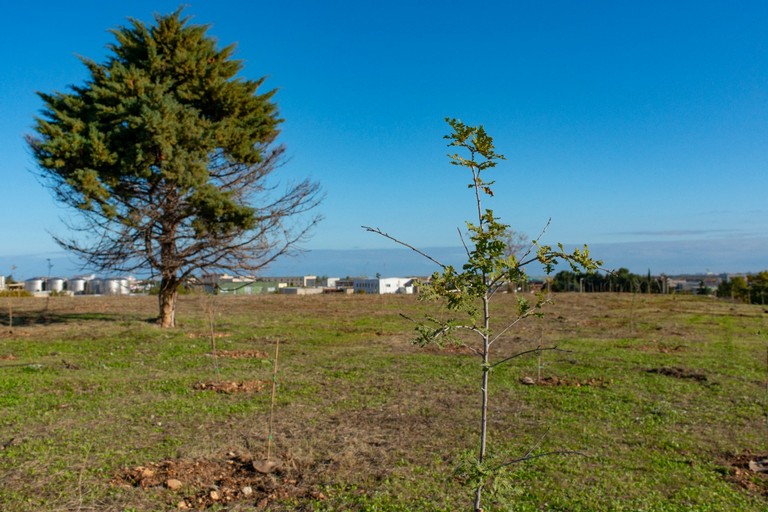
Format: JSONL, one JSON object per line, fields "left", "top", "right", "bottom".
{"left": 352, "top": 277, "right": 415, "bottom": 294}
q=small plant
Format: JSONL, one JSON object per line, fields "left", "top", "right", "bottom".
{"left": 365, "top": 118, "right": 600, "bottom": 511}
{"left": 197, "top": 291, "right": 221, "bottom": 377}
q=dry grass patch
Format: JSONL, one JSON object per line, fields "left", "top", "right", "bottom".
{"left": 192, "top": 380, "right": 269, "bottom": 394}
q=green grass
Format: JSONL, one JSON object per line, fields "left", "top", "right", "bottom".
{"left": 0, "top": 293, "right": 766, "bottom": 511}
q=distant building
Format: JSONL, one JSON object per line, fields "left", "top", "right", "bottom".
{"left": 200, "top": 274, "right": 280, "bottom": 295}
{"left": 279, "top": 287, "right": 324, "bottom": 295}
{"left": 317, "top": 277, "right": 340, "bottom": 288}
{"left": 352, "top": 277, "right": 415, "bottom": 294}
{"left": 260, "top": 275, "right": 317, "bottom": 288}
{"left": 666, "top": 273, "right": 723, "bottom": 294}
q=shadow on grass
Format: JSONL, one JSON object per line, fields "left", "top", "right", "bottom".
{"left": 0, "top": 312, "right": 157, "bottom": 326}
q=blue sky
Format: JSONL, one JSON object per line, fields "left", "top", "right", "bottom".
{"left": 1, "top": 1, "right": 767, "bottom": 278}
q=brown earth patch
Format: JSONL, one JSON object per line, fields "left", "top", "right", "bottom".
{"left": 722, "top": 453, "right": 768, "bottom": 497}
{"left": 646, "top": 367, "right": 708, "bottom": 382}
{"left": 519, "top": 376, "right": 610, "bottom": 387}
{"left": 187, "top": 332, "right": 232, "bottom": 339}
{"left": 0, "top": 354, "right": 17, "bottom": 360}
{"left": 193, "top": 380, "right": 268, "bottom": 394}
{"left": 209, "top": 350, "right": 269, "bottom": 359}
{"left": 112, "top": 452, "right": 325, "bottom": 509}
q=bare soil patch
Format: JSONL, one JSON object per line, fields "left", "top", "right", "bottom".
{"left": 519, "top": 375, "right": 610, "bottom": 387}
{"left": 0, "top": 354, "right": 17, "bottom": 360}
{"left": 192, "top": 380, "right": 268, "bottom": 393}
{"left": 112, "top": 451, "right": 323, "bottom": 509}
{"left": 723, "top": 453, "right": 768, "bottom": 497}
{"left": 646, "top": 367, "right": 708, "bottom": 382}
{"left": 209, "top": 350, "right": 269, "bottom": 359}
{"left": 188, "top": 332, "right": 231, "bottom": 339}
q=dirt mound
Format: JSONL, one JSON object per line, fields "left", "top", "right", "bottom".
{"left": 519, "top": 375, "right": 610, "bottom": 387}
{"left": 722, "top": 453, "right": 768, "bottom": 497}
{"left": 193, "top": 380, "right": 268, "bottom": 393}
{"left": 646, "top": 367, "right": 707, "bottom": 382}
{"left": 210, "top": 350, "right": 269, "bottom": 359}
{"left": 112, "top": 452, "right": 324, "bottom": 509}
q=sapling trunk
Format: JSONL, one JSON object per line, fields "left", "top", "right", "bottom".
{"left": 267, "top": 339, "right": 280, "bottom": 462}
{"left": 474, "top": 335, "right": 491, "bottom": 511}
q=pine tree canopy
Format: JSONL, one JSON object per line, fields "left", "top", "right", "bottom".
{"left": 27, "top": 10, "right": 322, "bottom": 327}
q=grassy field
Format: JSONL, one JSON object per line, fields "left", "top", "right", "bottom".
{"left": 0, "top": 292, "right": 766, "bottom": 511}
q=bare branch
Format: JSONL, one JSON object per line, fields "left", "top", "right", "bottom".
{"left": 490, "top": 346, "right": 573, "bottom": 369}
{"left": 518, "top": 217, "right": 552, "bottom": 267}
{"left": 492, "top": 450, "right": 590, "bottom": 472}
{"left": 362, "top": 226, "right": 447, "bottom": 269}
{"left": 457, "top": 226, "right": 471, "bottom": 258}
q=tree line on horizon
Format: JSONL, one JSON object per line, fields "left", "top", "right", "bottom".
{"left": 548, "top": 267, "right": 768, "bottom": 304}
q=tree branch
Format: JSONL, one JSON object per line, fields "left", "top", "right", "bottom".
{"left": 490, "top": 345, "right": 573, "bottom": 369}
{"left": 362, "top": 226, "right": 447, "bottom": 269}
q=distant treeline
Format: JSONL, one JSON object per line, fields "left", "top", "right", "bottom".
{"left": 548, "top": 268, "right": 768, "bottom": 304}
{"left": 548, "top": 268, "right": 668, "bottom": 294}
{"left": 715, "top": 271, "right": 768, "bottom": 305}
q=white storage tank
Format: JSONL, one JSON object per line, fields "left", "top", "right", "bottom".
{"left": 68, "top": 278, "right": 86, "bottom": 294}
{"left": 87, "top": 279, "right": 102, "bottom": 295}
{"left": 46, "top": 278, "right": 65, "bottom": 293}
{"left": 103, "top": 277, "right": 130, "bottom": 295}
{"left": 25, "top": 278, "right": 44, "bottom": 293}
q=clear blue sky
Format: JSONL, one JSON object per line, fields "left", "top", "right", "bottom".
{"left": 1, "top": 1, "right": 767, "bottom": 277}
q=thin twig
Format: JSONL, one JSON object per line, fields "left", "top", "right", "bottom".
{"left": 457, "top": 227, "right": 471, "bottom": 258}
{"left": 492, "top": 450, "right": 589, "bottom": 471}
{"left": 516, "top": 217, "right": 552, "bottom": 266}
{"left": 490, "top": 425, "right": 587, "bottom": 472}
{"left": 362, "top": 226, "right": 447, "bottom": 269}
{"left": 490, "top": 346, "right": 573, "bottom": 369}
{"left": 488, "top": 312, "right": 531, "bottom": 348}
{"left": 400, "top": 312, "right": 483, "bottom": 356}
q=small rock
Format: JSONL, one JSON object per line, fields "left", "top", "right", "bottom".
{"left": 140, "top": 468, "right": 155, "bottom": 478}
{"left": 210, "top": 490, "right": 220, "bottom": 501}
{"left": 177, "top": 500, "right": 189, "bottom": 509}
{"left": 166, "top": 479, "right": 183, "bottom": 491}
{"left": 253, "top": 459, "right": 280, "bottom": 473}
{"left": 749, "top": 459, "right": 768, "bottom": 473}
{"left": 241, "top": 486, "right": 253, "bottom": 497}
{"left": 520, "top": 376, "right": 535, "bottom": 385}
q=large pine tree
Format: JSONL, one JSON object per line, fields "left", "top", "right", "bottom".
{"left": 27, "top": 10, "right": 322, "bottom": 327}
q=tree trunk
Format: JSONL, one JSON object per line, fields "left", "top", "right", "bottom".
{"left": 158, "top": 276, "right": 178, "bottom": 328}
{"left": 474, "top": 346, "right": 490, "bottom": 512}
{"left": 474, "top": 296, "right": 492, "bottom": 512}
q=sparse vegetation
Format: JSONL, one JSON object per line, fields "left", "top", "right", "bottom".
{"left": 0, "top": 293, "right": 766, "bottom": 511}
